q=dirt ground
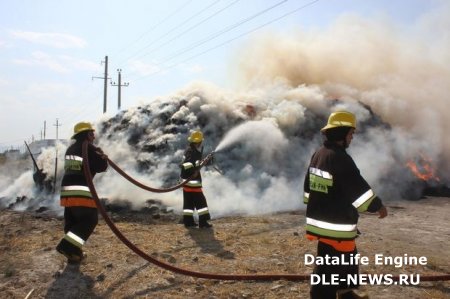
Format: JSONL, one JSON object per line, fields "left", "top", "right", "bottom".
{"left": 0, "top": 197, "right": 449, "bottom": 299}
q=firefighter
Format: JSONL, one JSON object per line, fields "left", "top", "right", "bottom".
{"left": 56, "top": 122, "right": 108, "bottom": 264}
{"left": 180, "top": 130, "right": 212, "bottom": 228}
{"left": 303, "top": 111, "right": 388, "bottom": 299}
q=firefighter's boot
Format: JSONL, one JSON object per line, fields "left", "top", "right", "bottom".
{"left": 337, "top": 289, "right": 369, "bottom": 299}
{"left": 56, "top": 238, "right": 84, "bottom": 264}
{"left": 199, "top": 220, "right": 212, "bottom": 228}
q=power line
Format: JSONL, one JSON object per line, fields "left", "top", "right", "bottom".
{"left": 112, "top": 0, "right": 194, "bottom": 58}
{"left": 0, "top": 71, "right": 105, "bottom": 146}
{"left": 132, "top": 0, "right": 320, "bottom": 82}
{"left": 127, "top": 0, "right": 288, "bottom": 81}
{"left": 156, "top": 0, "right": 288, "bottom": 64}
{"left": 61, "top": 76, "right": 104, "bottom": 132}
{"left": 128, "top": 0, "right": 240, "bottom": 63}
{"left": 118, "top": 0, "right": 221, "bottom": 66}
{"left": 7, "top": 0, "right": 319, "bottom": 144}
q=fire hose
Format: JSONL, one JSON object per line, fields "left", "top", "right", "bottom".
{"left": 82, "top": 141, "right": 450, "bottom": 282}
{"left": 107, "top": 158, "right": 191, "bottom": 193}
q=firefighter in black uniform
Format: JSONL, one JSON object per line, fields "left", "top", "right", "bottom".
{"left": 56, "top": 122, "right": 108, "bottom": 264}
{"left": 180, "top": 130, "right": 212, "bottom": 228}
{"left": 303, "top": 111, "right": 388, "bottom": 299}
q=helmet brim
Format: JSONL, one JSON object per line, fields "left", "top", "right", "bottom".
{"left": 72, "top": 128, "right": 94, "bottom": 139}
{"left": 320, "top": 123, "right": 355, "bottom": 132}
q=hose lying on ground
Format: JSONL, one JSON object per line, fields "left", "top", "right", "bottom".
{"left": 82, "top": 141, "right": 450, "bottom": 282}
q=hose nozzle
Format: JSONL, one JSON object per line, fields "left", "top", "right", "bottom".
{"left": 202, "top": 151, "right": 215, "bottom": 165}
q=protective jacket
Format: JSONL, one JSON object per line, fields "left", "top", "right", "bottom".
{"left": 60, "top": 141, "right": 108, "bottom": 208}
{"left": 180, "top": 145, "right": 203, "bottom": 191}
{"left": 303, "top": 140, "right": 382, "bottom": 241}
{"left": 180, "top": 144, "right": 211, "bottom": 226}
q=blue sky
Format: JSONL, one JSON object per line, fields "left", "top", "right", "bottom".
{"left": 0, "top": 0, "right": 440, "bottom": 150}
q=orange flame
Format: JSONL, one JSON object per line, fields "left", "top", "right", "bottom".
{"left": 406, "top": 154, "right": 440, "bottom": 182}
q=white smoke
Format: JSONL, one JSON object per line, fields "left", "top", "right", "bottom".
{"left": 0, "top": 156, "right": 30, "bottom": 197}
{"left": 215, "top": 120, "right": 288, "bottom": 155}
{"left": 36, "top": 141, "right": 68, "bottom": 181}
{"left": 0, "top": 171, "right": 35, "bottom": 203}
{"left": 2, "top": 3, "right": 449, "bottom": 217}
{"left": 234, "top": 5, "right": 450, "bottom": 176}
{"left": 0, "top": 143, "right": 64, "bottom": 211}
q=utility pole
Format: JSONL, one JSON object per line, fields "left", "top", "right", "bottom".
{"left": 111, "top": 69, "right": 129, "bottom": 110}
{"left": 54, "top": 118, "right": 61, "bottom": 141}
{"left": 44, "top": 120, "right": 47, "bottom": 139}
{"left": 53, "top": 118, "right": 61, "bottom": 194}
{"left": 92, "top": 55, "right": 110, "bottom": 113}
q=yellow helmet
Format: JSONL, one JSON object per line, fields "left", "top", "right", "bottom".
{"left": 188, "top": 130, "right": 203, "bottom": 143}
{"left": 321, "top": 111, "right": 356, "bottom": 132}
{"left": 72, "top": 122, "right": 94, "bottom": 138}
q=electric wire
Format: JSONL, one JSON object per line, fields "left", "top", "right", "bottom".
{"left": 131, "top": 0, "right": 319, "bottom": 82}
{"left": 157, "top": 0, "right": 288, "bottom": 61}
{"left": 127, "top": 0, "right": 290, "bottom": 82}
{"left": 112, "top": 0, "right": 194, "bottom": 59}
{"left": 113, "top": 0, "right": 287, "bottom": 81}
{"left": 57, "top": 77, "right": 105, "bottom": 138}
{"left": 128, "top": 0, "right": 241, "bottom": 63}
{"left": 117, "top": 0, "right": 221, "bottom": 66}
{"left": 2, "top": 1, "right": 295, "bottom": 147}
{"left": 169, "top": 0, "right": 320, "bottom": 68}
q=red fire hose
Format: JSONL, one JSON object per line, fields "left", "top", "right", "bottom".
{"left": 82, "top": 141, "right": 450, "bottom": 282}
{"left": 106, "top": 151, "right": 216, "bottom": 192}
{"left": 107, "top": 158, "right": 190, "bottom": 193}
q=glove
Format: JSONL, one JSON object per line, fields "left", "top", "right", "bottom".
{"left": 378, "top": 205, "right": 388, "bottom": 218}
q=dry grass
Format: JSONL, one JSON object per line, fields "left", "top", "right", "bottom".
{"left": 0, "top": 197, "right": 449, "bottom": 298}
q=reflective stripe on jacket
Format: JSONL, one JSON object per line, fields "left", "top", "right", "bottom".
{"left": 180, "top": 145, "right": 203, "bottom": 190}
{"left": 60, "top": 141, "right": 107, "bottom": 208}
{"left": 304, "top": 141, "right": 382, "bottom": 241}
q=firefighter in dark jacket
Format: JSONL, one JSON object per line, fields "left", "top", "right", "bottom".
{"left": 56, "top": 122, "right": 108, "bottom": 264}
{"left": 303, "top": 111, "right": 388, "bottom": 299}
{"left": 180, "top": 130, "right": 212, "bottom": 228}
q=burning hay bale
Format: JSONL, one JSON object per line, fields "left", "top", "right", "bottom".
{"left": 2, "top": 87, "right": 449, "bottom": 215}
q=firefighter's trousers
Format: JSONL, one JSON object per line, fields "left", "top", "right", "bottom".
{"left": 183, "top": 190, "right": 210, "bottom": 226}
{"left": 310, "top": 241, "right": 359, "bottom": 299}
{"left": 57, "top": 206, "right": 98, "bottom": 259}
